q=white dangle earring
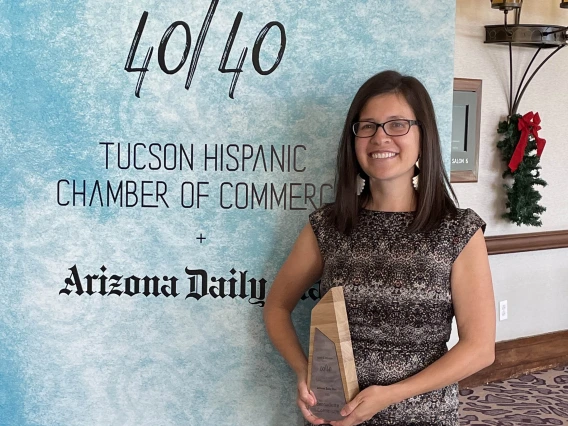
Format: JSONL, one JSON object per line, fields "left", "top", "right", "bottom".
{"left": 412, "top": 161, "right": 420, "bottom": 191}
{"left": 356, "top": 174, "right": 365, "bottom": 195}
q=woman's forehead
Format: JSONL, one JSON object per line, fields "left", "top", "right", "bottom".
{"left": 360, "top": 93, "right": 415, "bottom": 118}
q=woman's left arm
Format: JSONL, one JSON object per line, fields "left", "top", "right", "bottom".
{"left": 331, "top": 229, "right": 496, "bottom": 426}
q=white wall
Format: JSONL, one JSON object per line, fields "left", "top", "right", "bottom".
{"left": 449, "top": 0, "right": 568, "bottom": 346}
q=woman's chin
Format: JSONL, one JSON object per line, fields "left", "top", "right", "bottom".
{"left": 367, "top": 172, "right": 414, "bottom": 185}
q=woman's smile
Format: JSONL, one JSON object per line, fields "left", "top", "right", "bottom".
{"left": 369, "top": 151, "right": 399, "bottom": 159}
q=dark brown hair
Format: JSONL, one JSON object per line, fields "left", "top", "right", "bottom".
{"left": 329, "top": 70, "right": 458, "bottom": 234}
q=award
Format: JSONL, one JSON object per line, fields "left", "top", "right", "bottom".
{"left": 307, "top": 286, "right": 359, "bottom": 421}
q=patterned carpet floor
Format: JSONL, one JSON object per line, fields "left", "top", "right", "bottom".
{"left": 459, "top": 365, "right": 568, "bottom": 425}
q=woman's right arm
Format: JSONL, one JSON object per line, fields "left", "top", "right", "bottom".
{"left": 263, "top": 221, "right": 326, "bottom": 423}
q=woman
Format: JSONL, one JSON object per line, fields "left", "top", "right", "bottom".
{"left": 263, "top": 71, "right": 495, "bottom": 426}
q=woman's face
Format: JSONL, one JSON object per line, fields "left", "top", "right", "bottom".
{"left": 354, "top": 92, "right": 421, "bottom": 187}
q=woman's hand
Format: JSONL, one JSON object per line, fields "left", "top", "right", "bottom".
{"left": 330, "top": 386, "right": 394, "bottom": 426}
{"left": 297, "top": 373, "right": 327, "bottom": 425}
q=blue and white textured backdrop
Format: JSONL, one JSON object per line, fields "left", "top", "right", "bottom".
{"left": 0, "top": 1, "right": 455, "bottom": 424}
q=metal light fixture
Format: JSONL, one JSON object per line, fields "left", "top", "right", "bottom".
{"left": 485, "top": 0, "right": 567, "bottom": 117}
{"left": 491, "top": 0, "right": 523, "bottom": 11}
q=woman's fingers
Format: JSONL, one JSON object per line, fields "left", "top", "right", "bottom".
{"left": 297, "top": 381, "right": 325, "bottom": 425}
{"left": 297, "top": 376, "right": 324, "bottom": 423}
{"left": 297, "top": 380, "right": 316, "bottom": 406}
{"left": 297, "top": 398, "right": 327, "bottom": 425}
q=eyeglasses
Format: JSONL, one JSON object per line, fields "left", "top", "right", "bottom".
{"left": 352, "top": 119, "right": 420, "bottom": 138}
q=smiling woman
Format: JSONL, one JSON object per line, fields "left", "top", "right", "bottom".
{"left": 332, "top": 71, "right": 459, "bottom": 234}
{"left": 264, "top": 71, "right": 495, "bottom": 426}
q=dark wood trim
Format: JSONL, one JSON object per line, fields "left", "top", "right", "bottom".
{"left": 486, "top": 230, "right": 568, "bottom": 255}
{"left": 459, "top": 329, "right": 568, "bottom": 389}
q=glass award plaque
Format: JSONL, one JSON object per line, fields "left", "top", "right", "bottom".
{"left": 307, "top": 286, "right": 359, "bottom": 421}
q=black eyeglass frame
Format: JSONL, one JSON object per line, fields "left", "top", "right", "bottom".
{"left": 352, "top": 119, "right": 421, "bottom": 138}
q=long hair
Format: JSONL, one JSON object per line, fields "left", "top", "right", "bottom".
{"left": 329, "top": 70, "right": 458, "bottom": 234}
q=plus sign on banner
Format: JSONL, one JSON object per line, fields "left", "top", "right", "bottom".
{"left": 0, "top": 1, "right": 455, "bottom": 425}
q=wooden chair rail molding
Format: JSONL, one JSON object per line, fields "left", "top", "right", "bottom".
{"left": 485, "top": 230, "right": 568, "bottom": 255}
{"left": 459, "top": 330, "right": 568, "bottom": 389}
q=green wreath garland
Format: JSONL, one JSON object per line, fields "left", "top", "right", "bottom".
{"left": 496, "top": 114, "right": 547, "bottom": 226}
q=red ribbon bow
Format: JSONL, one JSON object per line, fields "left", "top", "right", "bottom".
{"left": 508, "top": 111, "right": 546, "bottom": 172}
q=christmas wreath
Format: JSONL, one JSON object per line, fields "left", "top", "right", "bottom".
{"left": 496, "top": 112, "right": 547, "bottom": 226}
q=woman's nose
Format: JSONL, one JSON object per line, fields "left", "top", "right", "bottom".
{"left": 371, "top": 126, "right": 392, "bottom": 144}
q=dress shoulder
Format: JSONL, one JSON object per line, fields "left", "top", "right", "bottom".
{"left": 308, "top": 203, "right": 335, "bottom": 258}
{"left": 449, "top": 208, "right": 486, "bottom": 263}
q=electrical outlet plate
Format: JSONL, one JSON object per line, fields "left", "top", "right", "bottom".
{"left": 499, "top": 300, "right": 508, "bottom": 321}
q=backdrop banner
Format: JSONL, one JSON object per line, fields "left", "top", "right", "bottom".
{"left": 0, "top": 1, "right": 455, "bottom": 424}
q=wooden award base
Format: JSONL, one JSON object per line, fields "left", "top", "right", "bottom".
{"left": 307, "top": 286, "right": 359, "bottom": 421}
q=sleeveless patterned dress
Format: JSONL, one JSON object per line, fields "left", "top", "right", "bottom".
{"left": 306, "top": 205, "right": 486, "bottom": 426}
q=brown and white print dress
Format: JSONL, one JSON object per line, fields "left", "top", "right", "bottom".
{"left": 307, "top": 204, "right": 486, "bottom": 426}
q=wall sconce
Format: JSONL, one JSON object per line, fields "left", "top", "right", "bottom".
{"left": 486, "top": 0, "right": 566, "bottom": 226}
{"left": 485, "top": 0, "right": 567, "bottom": 117}
{"left": 491, "top": 0, "right": 522, "bottom": 11}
